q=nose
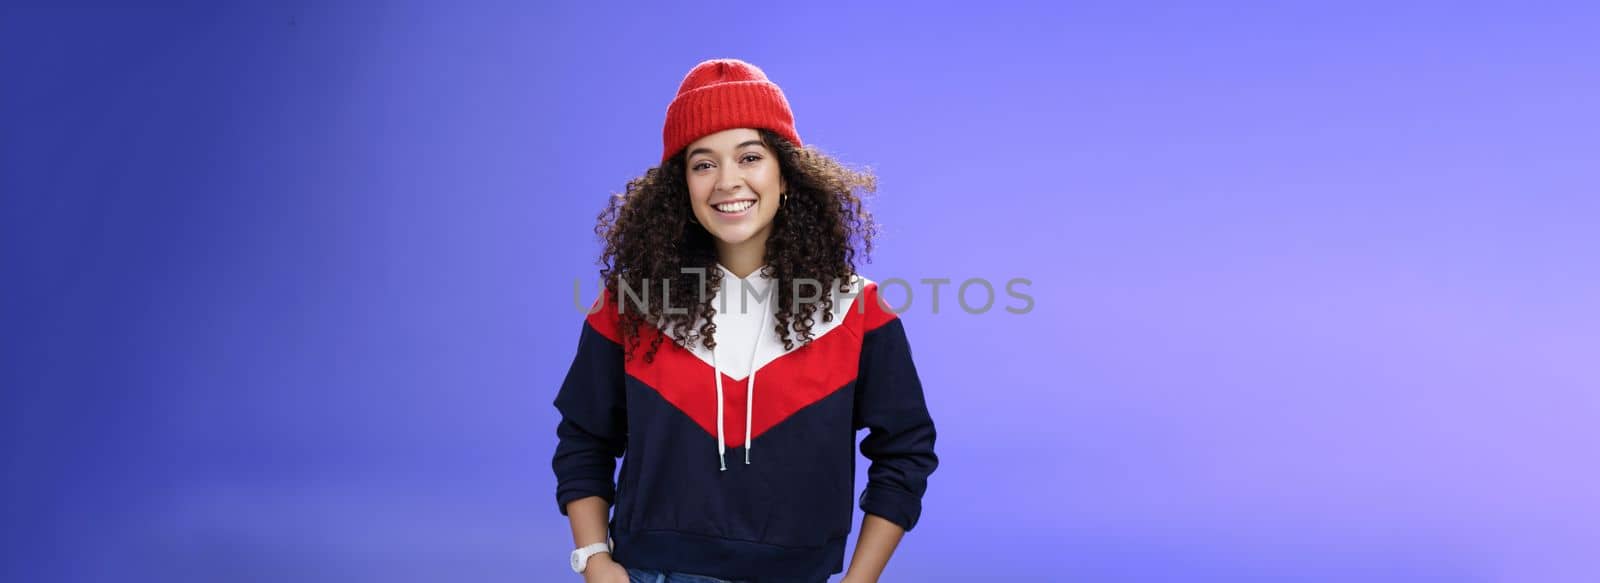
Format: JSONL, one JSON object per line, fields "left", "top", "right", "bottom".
{"left": 714, "top": 164, "right": 745, "bottom": 195}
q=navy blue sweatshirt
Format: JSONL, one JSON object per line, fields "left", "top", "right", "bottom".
{"left": 552, "top": 266, "right": 939, "bottom": 582}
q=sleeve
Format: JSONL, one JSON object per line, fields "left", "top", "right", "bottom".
{"left": 853, "top": 300, "right": 940, "bottom": 532}
{"left": 551, "top": 291, "right": 628, "bottom": 516}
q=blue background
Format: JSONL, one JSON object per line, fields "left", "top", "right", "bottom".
{"left": 4, "top": 2, "right": 1598, "bottom": 581}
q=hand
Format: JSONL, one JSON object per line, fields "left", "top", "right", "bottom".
{"left": 582, "top": 553, "right": 628, "bottom": 583}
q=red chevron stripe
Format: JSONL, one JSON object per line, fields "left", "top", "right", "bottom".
{"left": 858, "top": 280, "right": 898, "bottom": 333}
{"left": 584, "top": 290, "right": 623, "bottom": 343}
{"left": 646, "top": 282, "right": 897, "bottom": 445}
{"left": 626, "top": 310, "right": 859, "bottom": 446}
{"left": 585, "top": 282, "right": 897, "bottom": 444}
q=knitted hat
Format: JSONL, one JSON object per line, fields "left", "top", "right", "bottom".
{"left": 661, "top": 59, "right": 803, "bottom": 164}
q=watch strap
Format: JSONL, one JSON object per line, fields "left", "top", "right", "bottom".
{"left": 571, "top": 541, "right": 612, "bottom": 573}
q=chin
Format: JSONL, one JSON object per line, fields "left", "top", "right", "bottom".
{"left": 709, "top": 229, "right": 757, "bottom": 246}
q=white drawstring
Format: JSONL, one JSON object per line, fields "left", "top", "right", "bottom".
{"left": 711, "top": 287, "right": 773, "bottom": 471}
{"left": 712, "top": 346, "right": 727, "bottom": 471}
{"left": 744, "top": 303, "right": 768, "bottom": 465}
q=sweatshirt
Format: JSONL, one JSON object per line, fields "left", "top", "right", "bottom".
{"left": 552, "top": 264, "right": 939, "bottom": 583}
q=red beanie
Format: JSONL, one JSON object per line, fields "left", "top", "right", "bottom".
{"left": 661, "top": 59, "right": 803, "bottom": 164}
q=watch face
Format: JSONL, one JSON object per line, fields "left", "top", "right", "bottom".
{"left": 570, "top": 551, "right": 581, "bottom": 572}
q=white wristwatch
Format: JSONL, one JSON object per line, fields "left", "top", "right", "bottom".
{"left": 569, "top": 541, "right": 612, "bottom": 574}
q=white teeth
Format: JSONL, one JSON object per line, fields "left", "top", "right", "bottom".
{"left": 714, "top": 200, "right": 754, "bottom": 213}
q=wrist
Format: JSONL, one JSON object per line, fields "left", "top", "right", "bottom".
{"left": 582, "top": 554, "right": 617, "bottom": 583}
{"left": 578, "top": 553, "right": 613, "bottom": 581}
{"left": 570, "top": 541, "right": 613, "bottom": 574}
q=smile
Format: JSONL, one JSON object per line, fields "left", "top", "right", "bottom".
{"left": 713, "top": 199, "right": 756, "bottom": 215}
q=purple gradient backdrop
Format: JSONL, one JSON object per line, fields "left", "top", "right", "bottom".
{"left": 4, "top": 2, "right": 1598, "bottom": 582}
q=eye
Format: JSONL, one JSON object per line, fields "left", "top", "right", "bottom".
{"left": 691, "top": 161, "right": 712, "bottom": 171}
{"left": 740, "top": 153, "right": 762, "bottom": 164}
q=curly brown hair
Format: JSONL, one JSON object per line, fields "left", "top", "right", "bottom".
{"left": 596, "top": 129, "right": 879, "bottom": 363}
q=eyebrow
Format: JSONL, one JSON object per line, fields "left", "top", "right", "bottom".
{"left": 687, "top": 140, "right": 767, "bottom": 159}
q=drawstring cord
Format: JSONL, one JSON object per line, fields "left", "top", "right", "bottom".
{"left": 710, "top": 292, "right": 773, "bottom": 470}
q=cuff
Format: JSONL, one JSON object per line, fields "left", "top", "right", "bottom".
{"left": 858, "top": 484, "right": 924, "bottom": 532}
{"left": 557, "top": 478, "right": 616, "bottom": 515}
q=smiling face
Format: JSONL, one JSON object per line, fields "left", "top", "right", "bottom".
{"left": 685, "top": 128, "right": 787, "bottom": 253}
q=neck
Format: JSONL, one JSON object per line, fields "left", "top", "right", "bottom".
{"left": 715, "top": 236, "right": 767, "bottom": 279}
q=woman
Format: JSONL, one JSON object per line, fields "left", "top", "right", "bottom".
{"left": 553, "top": 58, "right": 938, "bottom": 583}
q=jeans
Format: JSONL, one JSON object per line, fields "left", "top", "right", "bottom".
{"left": 624, "top": 567, "right": 745, "bottom": 583}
